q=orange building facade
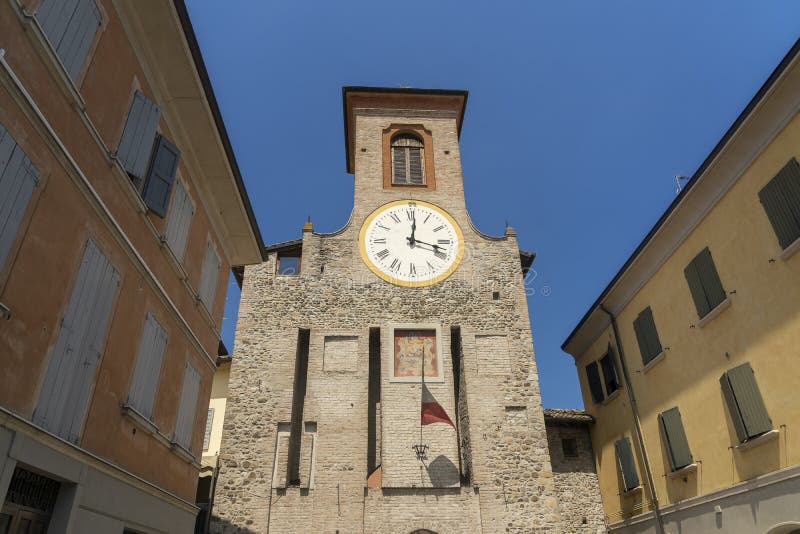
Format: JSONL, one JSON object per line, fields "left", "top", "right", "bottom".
{"left": 0, "top": 1, "right": 264, "bottom": 532}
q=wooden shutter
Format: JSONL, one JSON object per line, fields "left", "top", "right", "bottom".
{"left": 614, "top": 437, "right": 639, "bottom": 491}
{"left": 34, "top": 240, "right": 120, "bottom": 443}
{"left": 685, "top": 247, "right": 726, "bottom": 318}
{"left": 0, "top": 124, "right": 39, "bottom": 270}
{"left": 198, "top": 241, "right": 221, "bottom": 311}
{"left": 203, "top": 408, "right": 215, "bottom": 450}
{"left": 392, "top": 146, "right": 407, "bottom": 184}
{"left": 633, "top": 307, "right": 662, "bottom": 365}
{"left": 117, "top": 91, "right": 161, "bottom": 182}
{"left": 658, "top": 407, "right": 692, "bottom": 471}
{"left": 600, "top": 347, "right": 619, "bottom": 394}
{"left": 142, "top": 135, "right": 180, "bottom": 217}
{"left": 175, "top": 362, "right": 202, "bottom": 449}
{"left": 759, "top": 158, "right": 800, "bottom": 249}
{"left": 721, "top": 363, "right": 772, "bottom": 442}
{"left": 36, "top": 0, "right": 101, "bottom": 81}
{"left": 127, "top": 313, "right": 168, "bottom": 420}
{"left": 408, "top": 147, "right": 424, "bottom": 184}
{"left": 164, "top": 180, "right": 194, "bottom": 261}
{"left": 585, "top": 361, "right": 604, "bottom": 404}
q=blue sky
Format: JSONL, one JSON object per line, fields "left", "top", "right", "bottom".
{"left": 186, "top": 1, "right": 800, "bottom": 409}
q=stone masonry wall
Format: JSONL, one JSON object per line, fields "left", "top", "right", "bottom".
{"left": 211, "top": 108, "right": 564, "bottom": 532}
{"left": 545, "top": 422, "right": 606, "bottom": 533}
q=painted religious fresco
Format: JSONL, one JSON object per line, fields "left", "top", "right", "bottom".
{"left": 393, "top": 329, "right": 439, "bottom": 380}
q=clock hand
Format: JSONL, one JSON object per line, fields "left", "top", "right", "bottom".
{"left": 409, "top": 211, "right": 417, "bottom": 246}
{"left": 411, "top": 239, "right": 444, "bottom": 250}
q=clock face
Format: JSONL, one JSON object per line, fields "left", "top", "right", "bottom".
{"left": 359, "top": 200, "right": 464, "bottom": 287}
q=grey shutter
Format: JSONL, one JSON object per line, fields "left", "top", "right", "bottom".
{"left": 408, "top": 147, "right": 424, "bottom": 184}
{"left": 34, "top": 240, "right": 120, "bottom": 443}
{"left": 164, "top": 180, "right": 194, "bottom": 261}
{"left": 721, "top": 363, "right": 772, "bottom": 442}
{"left": 600, "top": 347, "right": 619, "bottom": 394}
{"left": 117, "top": 91, "right": 161, "bottom": 182}
{"left": 759, "top": 158, "right": 800, "bottom": 249}
{"left": 0, "top": 125, "right": 39, "bottom": 270}
{"left": 198, "top": 242, "right": 221, "bottom": 311}
{"left": 634, "top": 307, "right": 662, "bottom": 365}
{"left": 175, "top": 362, "right": 201, "bottom": 449}
{"left": 142, "top": 135, "right": 180, "bottom": 217}
{"left": 585, "top": 361, "right": 604, "bottom": 404}
{"left": 685, "top": 247, "right": 726, "bottom": 318}
{"left": 128, "top": 313, "right": 168, "bottom": 420}
{"left": 203, "top": 408, "right": 214, "bottom": 450}
{"left": 614, "top": 437, "right": 639, "bottom": 491}
{"left": 392, "top": 146, "right": 407, "bottom": 184}
{"left": 658, "top": 407, "right": 692, "bottom": 471}
{"left": 37, "top": 0, "right": 101, "bottom": 81}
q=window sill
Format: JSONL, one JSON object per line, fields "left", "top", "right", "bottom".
{"left": 171, "top": 441, "right": 200, "bottom": 467}
{"left": 601, "top": 388, "right": 621, "bottom": 406}
{"left": 779, "top": 236, "right": 800, "bottom": 261}
{"left": 697, "top": 297, "right": 731, "bottom": 328}
{"left": 121, "top": 405, "right": 169, "bottom": 447}
{"left": 736, "top": 429, "right": 779, "bottom": 452}
{"left": 642, "top": 351, "right": 666, "bottom": 374}
{"left": 621, "top": 485, "right": 642, "bottom": 497}
{"left": 667, "top": 463, "right": 697, "bottom": 479}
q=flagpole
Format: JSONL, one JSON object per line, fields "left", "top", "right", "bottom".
{"left": 420, "top": 345, "right": 424, "bottom": 448}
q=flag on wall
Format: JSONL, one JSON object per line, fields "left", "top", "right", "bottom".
{"left": 421, "top": 383, "right": 455, "bottom": 427}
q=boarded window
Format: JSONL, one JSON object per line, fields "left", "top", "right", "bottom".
{"left": 633, "top": 306, "right": 663, "bottom": 365}
{"left": 36, "top": 0, "right": 101, "bottom": 81}
{"left": 164, "top": 180, "right": 194, "bottom": 261}
{"left": 174, "top": 361, "right": 201, "bottom": 449}
{"left": 391, "top": 134, "right": 425, "bottom": 185}
{"left": 203, "top": 407, "right": 215, "bottom": 451}
{"left": 658, "top": 407, "right": 693, "bottom": 471}
{"left": 117, "top": 91, "right": 161, "bottom": 182}
{"left": 127, "top": 313, "right": 168, "bottom": 420}
{"left": 585, "top": 361, "right": 604, "bottom": 404}
{"left": 142, "top": 135, "right": 180, "bottom": 217}
{"left": 198, "top": 241, "right": 221, "bottom": 312}
{"left": 0, "top": 124, "right": 39, "bottom": 270}
{"left": 562, "top": 437, "right": 579, "bottom": 458}
{"left": 34, "top": 240, "right": 120, "bottom": 443}
{"left": 759, "top": 158, "right": 800, "bottom": 249}
{"left": 684, "top": 247, "right": 726, "bottom": 318}
{"left": 600, "top": 347, "right": 620, "bottom": 396}
{"left": 720, "top": 362, "right": 772, "bottom": 443}
{"left": 614, "top": 437, "right": 640, "bottom": 491}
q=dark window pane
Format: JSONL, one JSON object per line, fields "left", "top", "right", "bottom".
{"left": 562, "top": 437, "right": 579, "bottom": 458}
{"left": 278, "top": 255, "right": 300, "bottom": 275}
{"left": 600, "top": 350, "right": 619, "bottom": 395}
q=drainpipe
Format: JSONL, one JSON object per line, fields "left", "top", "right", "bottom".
{"left": 599, "top": 304, "right": 666, "bottom": 534}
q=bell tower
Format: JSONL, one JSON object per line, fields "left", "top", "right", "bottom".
{"left": 212, "top": 87, "right": 564, "bottom": 533}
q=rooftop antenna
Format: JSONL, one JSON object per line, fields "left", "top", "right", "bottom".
{"left": 675, "top": 175, "right": 689, "bottom": 194}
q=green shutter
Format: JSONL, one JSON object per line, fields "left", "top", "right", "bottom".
{"left": 658, "top": 407, "right": 692, "bottom": 471}
{"left": 720, "top": 371, "right": 748, "bottom": 443}
{"left": 634, "top": 307, "right": 662, "bottom": 365}
{"left": 723, "top": 363, "right": 772, "bottom": 441}
{"left": 759, "top": 158, "right": 800, "bottom": 249}
{"left": 614, "top": 437, "right": 639, "bottom": 491}
{"left": 585, "top": 361, "right": 604, "bottom": 404}
{"left": 685, "top": 247, "right": 726, "bottom": 318}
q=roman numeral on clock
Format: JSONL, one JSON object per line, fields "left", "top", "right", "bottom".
{"left": 434, "top": 249, "right": 447, "bottom": 260}
{"left": 389, "top": 258, "right": 401, "bottom": 272}
{"left": 409, "top": 263, "right": 416, "bottom": 276}
{"left": 372, "top": 238, "right": 386, "bottom": 244}
{"left": 426, "top": 261, "right": 436, "bottom": 271}
{"left": 375, "top": 249, "right": 389, "bottom": 260}
{"left": 377, "top": 224, "right": 390, "bottom": 231}
{"left": 390, "top": 213, "right": 401, "bottom": 223}
{"left": 438, "top": 239, "right": 451, "bottom": 245}
{"left": 433, "top": 225, "right": 444, "bottom": 232}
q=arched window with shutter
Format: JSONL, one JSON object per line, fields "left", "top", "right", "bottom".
{"left": 391, "top": 134, "right": 425, "bottom": 185}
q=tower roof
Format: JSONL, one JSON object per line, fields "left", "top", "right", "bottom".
{"left": 342, "top": 87, "right": 469, "bottom": 174}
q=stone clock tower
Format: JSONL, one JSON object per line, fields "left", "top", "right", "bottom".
{"left": 212, "top": 88, "right": 564, "bottom": 533}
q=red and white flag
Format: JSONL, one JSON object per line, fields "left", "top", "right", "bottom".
{"left": 421, "top": 383, "right": 455, "bottom": 427}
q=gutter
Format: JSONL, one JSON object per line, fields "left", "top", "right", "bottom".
{"left": 563, "top": 37, "right": 800, "bottom": 351}
{"left": 172, "top": 0, "right": 267, "bottom": 261}
{"left": 599, "top": 304, "right": 665, "bottom": 534}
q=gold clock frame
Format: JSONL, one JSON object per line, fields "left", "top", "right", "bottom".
{"left": 359, "top": 199, "right": 465, "bottom": 288}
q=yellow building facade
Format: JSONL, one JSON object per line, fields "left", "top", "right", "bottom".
{"left": 563, "top": 40, "right": 800, "bottom": 534}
